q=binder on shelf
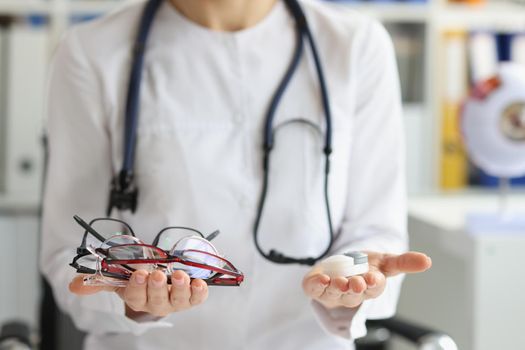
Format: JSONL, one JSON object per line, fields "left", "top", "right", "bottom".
{"left": 3, "top": 20, "right": 48, "bottom": 200}
{"left": 440, "top": 30, "right": 468, "bottom": 190}
{"left": 323, "top": 0, "right": 429, "bottom": 3}
{"left": 511, "top": 32, "right": 525, "bottom": 66}
{"left": 386, "top": 23, "right": 425, "bottom": 104}
{"left": 448, "top": 0, "right": 485, "bottom": 5}
{"left": 383, "top": 23, "right": 426, "bottom": 192}
{"left": 496, "top": 32, "right": 513, "bottom": 61}
{"left": 468, "top": 31, "right": 498, "bottom": 85}
{"left": 0, "top": 19, "right": 8, "bottom": 195}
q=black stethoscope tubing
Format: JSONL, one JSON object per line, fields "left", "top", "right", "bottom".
{"left": 107, "top": 0, "right": 335, "bottom": 266}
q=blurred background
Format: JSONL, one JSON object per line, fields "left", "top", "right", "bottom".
{"left": 0, "top": 0, "right": 524, "bottom": 349}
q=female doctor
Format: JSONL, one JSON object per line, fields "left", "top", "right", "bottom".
{"left": 40, "top": 0, "right": 431, "bottom": 349}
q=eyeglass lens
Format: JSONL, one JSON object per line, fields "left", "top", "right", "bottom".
{"left": 83, "top": 218, "right": 135, "bottom": 249}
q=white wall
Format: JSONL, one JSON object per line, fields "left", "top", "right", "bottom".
{"left": 0, "top": 214, "right": 40, "bottom": 328}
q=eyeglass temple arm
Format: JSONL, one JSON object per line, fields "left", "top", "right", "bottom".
{"left": 205, "top": 230, "right": 220, "bottom": 241}
{"left": 206, "top": 275, "right": 243, "bottom": 286}
{"left": 69, "top": 252, "right": 98, "bottom": 275}
{"left": 71, "top": 264, "right": 97, "bottom": 275}
{"left": 73, "top": 215, "right": 106, "bottom": 243}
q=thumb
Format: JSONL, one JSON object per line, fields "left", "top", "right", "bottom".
{"left": 69, "top": 275, "right": 118, "bottom": 295}
{"left": 379, "top": 252, "right": 432, "bottom": 277}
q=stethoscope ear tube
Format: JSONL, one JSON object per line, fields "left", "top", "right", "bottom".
{"left": 263, "top": 5, "right": 305, "bottom": 152}
{"left": 282, "top": 0, "right": 333, "bottom": 155}
{"left": 107, "top": 0, "right": 163, "bottom": 216}
{"left": 123, "top": 0, "right": 163, "bottom": 173}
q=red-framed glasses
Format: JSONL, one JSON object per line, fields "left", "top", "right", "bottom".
{"left": 70, "top": 215, "right": 244, "bottom": 287}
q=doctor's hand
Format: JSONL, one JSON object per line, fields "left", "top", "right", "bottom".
{"left": 69, "top": 270, "right": 208, "bottom": 318}
{"left": 302, "top": 251, "right": 431, "bottom": 310}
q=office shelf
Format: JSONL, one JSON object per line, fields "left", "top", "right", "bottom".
{"left": 439, "top": 3, "right": 525, "bottom": 29}
{"left": 332, "top": 3, "right": 430, "bottom": 23}
{"left": 0, "top": 0, "right": 50, "bottom": 15}
{"left": 68, "top": 0, "right": 142, "bottom": 14}
{"left": 1, "top": 0, "right": 525, "bottom": 204}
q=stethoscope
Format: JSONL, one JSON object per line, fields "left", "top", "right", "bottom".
{"left": 106, "top": 0, "right": 334, "bottom": 266}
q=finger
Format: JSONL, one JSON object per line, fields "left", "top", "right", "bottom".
{"left": 123, "top": 270, "right": 149, "bottom": 311}
{"left": 321, "top": 276, "right": 348, "bottom": 301}
{"left": 169, "top": 270, "right": 191, "bottom": 310}
{"left": 380, "top": 252, "right": 432, "bottom": 277}
{"left": 69, "top": 275, "right": 117, "bottom": 295}
{"left": 338, "top": 276, "right": 367, "bottom": 308}
{"left": 147, "top": 270, "right": 170, "bottom": 315}
{"left": 189, "top": 279, "right": 208, "bottom": 306}
{"left": 363, "top": 270, "right": 383, "bottom": 289}
{"left": 302, "top": 273, "right": 330, "bottom": 299}
{"left": 363, "top": 271, "right": 386, "bottom": 298}
{"left": 347, "top": 276, "right": 367, "bottom": 294}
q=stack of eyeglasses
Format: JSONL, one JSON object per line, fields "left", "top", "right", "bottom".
{"left": 70, "top": 215, "right": 244, "bottom": 287}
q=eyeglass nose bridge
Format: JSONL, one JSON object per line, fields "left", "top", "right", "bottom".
{"left": 152, "top": 226, "right": 206, "bottom": 247}
{"left": 86, "top": 244, "right": 106, "bottom": 260}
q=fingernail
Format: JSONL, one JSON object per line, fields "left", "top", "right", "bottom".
{"left": 152, "top": 274, "right": 164, "bottom": 288}
{"left": 173, "top": 277, "right": 184, "bottom": 286}
{"left": 135, "top": 274, "right": 146, "bottom": 285}
{"left": 318, "top": 280, "right": 329, "bottom": 287}
{"left": 192, "top": 284, "right": 203, "bottom": 291}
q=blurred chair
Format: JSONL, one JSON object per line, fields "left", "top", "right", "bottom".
{"left": 39, "top": 280, "right": 85, "bottom": 350}
{"left": 356, "top": 318, "right": 457, "bottom": 350}
{"left": 37, "top": 296, "right": 458, "bottom": 350}
{"left": 38, "top": 136, "right": 86, "bottom": 350}
{"left": 0, "top": 321, "right": 32, "bottom": 350}
{"left": 36, "top": 308, "right": 460, "bottom": 350}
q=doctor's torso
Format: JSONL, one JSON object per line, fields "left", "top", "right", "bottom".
{"left": 46, "top": 0, "right": 400, "bottom": 349}
{"left": 95, "top": 0, "right": 358, "bottom": 274}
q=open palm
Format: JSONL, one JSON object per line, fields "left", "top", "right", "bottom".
{"left": 303, "top": 251, "right": 432, "bottom": 309}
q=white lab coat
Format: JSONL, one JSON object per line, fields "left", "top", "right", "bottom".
{"left": 40, "top": 0, "right": 407, "bottom": 349}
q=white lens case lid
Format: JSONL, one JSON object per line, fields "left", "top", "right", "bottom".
{"left": 320, "top": 252, "right": 369, "bottom": 278}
